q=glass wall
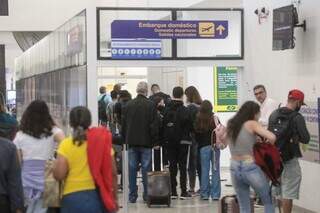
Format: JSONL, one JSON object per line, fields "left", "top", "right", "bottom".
{"left": 176, "top": 10, "right": 242, "bottom": 58}
{"left": 15, "top": 10, "right": 86, "bottom": 80}
{"left": 16, "top": 66, "right": 87, "bottom": 133}
{"left": 15, "top": 10, "right": 87, "bottom": 133}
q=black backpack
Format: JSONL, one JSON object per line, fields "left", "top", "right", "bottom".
{"left": 268, "top": 109, "right": 298, "bottom": 161}
{"left": 163, "top": 107, "right": 182, "bottom": 144}
{"left": 98, "top": 94, "right": 108, "bottom": 123}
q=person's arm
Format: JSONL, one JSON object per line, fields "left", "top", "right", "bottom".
{"left": 121, "top": 104, "right": 127, "bottom": 140}
{"left": 54, "top": 130, "right": 65, "bottom": 144}
{"left": 53, "top": 154, "right": 69, "bottom": 181}
{"left": 150, "top": 104, "right": 160, "bottom": 147}
{"left": 13, "top": 134, "right": 23, "bottom": 164}
{"left": 248, "top": 120, "right": 276, "bottom": 144}
{"left": 6, "top": 146, "right": 24, "bottom": 212}
{"left": 295, "top": 115, "right": 310, "bottom": 144}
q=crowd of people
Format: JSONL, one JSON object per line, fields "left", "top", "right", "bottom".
{"left": 0, "top": 81, "right": 310, "bottom": 213}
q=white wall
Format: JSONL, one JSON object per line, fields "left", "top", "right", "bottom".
{"left": 186, "top": 67, "right": 236, "bottom": 167}
{"left": 243, "top": 0, "right": 320, "bottom": 212}
{"left": 0, "top": 32, "right": 23, "bottom": 90}
{"left": 192, "top": 0, "right": 242, "bottom": 8}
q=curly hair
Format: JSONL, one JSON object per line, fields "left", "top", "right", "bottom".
{"left": 19, "top": 100, "right": 55, "bottom": 138}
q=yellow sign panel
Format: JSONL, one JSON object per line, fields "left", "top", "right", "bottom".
{"left": 199, "top": 22, "right": 215, "bottom": 37}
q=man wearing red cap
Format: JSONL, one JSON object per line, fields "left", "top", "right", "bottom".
{"left": 268, "top": 89, "right": 310, "bottom": 213}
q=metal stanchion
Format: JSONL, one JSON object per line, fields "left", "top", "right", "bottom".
{"left": 122, "top": 143, "right": 129, "bottom": 213}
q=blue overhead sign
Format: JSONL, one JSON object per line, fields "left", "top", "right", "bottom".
{"left": 111, "top": 20, "right": 228, "bottom": 39}
{"left": 111, "top": 39, "right": 161, "bottom": 59}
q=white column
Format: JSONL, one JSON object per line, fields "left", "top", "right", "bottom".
{"left": 86, "top": 6, "right": 98, "bottom": 126}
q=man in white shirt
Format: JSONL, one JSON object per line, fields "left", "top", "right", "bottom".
{"left": 253, "top": 84, "right": 279, "bottom": 207}
{"left": 253, "top": 85, "right": 279, "bottom": 128}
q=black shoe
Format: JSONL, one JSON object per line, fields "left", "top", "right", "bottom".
{"left": 254, "top": 198, "right": 264, "bottom": 207}
{"left": 180, "top": 192, "right": 192, "bottom": 200}
{"left": 171, "top": 192, "right": 178, "bottom": 199}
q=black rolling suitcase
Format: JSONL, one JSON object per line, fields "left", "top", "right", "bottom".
{"left": 147, "top": 147, "right": 171, "bottom": 207}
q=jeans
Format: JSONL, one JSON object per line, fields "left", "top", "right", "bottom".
{"left": 61, "top": 190, "right": 108, "bottom": 213}
{"left": 26, "top": 198, "right": 47, "bottom": 213}
{"left": 167, "top": 144, "right": 189, "bottom": 194}
{"left": 128, "top": 147, "right": 152, "bottom": 202}
{"left": 200, "top": 145, "right": 221, "bottom": 199}
{"left": 230, "top": 160, "right": 274, "bottom": 213}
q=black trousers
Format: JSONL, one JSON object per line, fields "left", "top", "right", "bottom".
{"left": 167, "top": 144, "right": 189, "bottom": 194}
{"left": 188, "top": 141, "right": 202, "bottom": 191}
{"left": 0, "top": 195, "right": 10, "bottom": 213}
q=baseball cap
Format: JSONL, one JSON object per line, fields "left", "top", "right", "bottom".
{"left": 288, "top": 89, "right": 306, "bottom": 105}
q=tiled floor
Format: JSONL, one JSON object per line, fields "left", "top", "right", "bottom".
{"left": 117, "top": 168, "right": 304, "bottom": 213}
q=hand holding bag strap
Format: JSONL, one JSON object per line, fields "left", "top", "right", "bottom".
{"left": 210, "top": 115, "right": 218, "bottom": 148}
{"left": 43, "top": 160, "right": 62, "bottom": 207}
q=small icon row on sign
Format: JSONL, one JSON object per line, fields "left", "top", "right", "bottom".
{"left": 112, "top": 48, "right": 161, "bottom": 55}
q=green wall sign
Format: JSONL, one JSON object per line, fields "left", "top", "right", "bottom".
{"left": 214, "top": 66, "right": 238, "bottom": 112}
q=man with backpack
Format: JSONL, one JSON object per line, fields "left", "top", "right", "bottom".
{"left": 98, "top": 86, "right": 112, "bottom": 126}
{"left": 163, "top": 86, "right": 193, "bottom": 200}
{"left": 268, "top": 89, "right": 310, "bottom": 213}
{"left": 107, "top": 90, "right": 119, "bottom": 135}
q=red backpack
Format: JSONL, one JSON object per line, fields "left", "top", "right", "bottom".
{"left": 253, "top": 142, "right": 283, "bottom": 186}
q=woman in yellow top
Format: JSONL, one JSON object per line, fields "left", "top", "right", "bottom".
{"left": 53, "top": 106, "right": 117, "bottom": 213}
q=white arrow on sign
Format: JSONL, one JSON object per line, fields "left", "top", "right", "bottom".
{"left": 216, "top": 25, "right": 226, "bottom": 35}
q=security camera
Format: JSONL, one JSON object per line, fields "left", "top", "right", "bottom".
{"left": 254, "top": 7, "right": 269, "bottom": 16}
{"left": 254, "top": 7, "right": 270, "bottom": 24}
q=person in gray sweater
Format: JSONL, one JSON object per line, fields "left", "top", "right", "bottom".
{"left": 0, "top": 136, "right": 24, "bottom": 213}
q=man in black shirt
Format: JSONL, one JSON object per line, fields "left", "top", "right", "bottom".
{"left": 269, "top": 89, "right": 310, "bottom": 213}
{"left": 0, "top": 136, "right": 24, "bottom": 213}
{"left": 163, "top": 87, "right": 193, "bottom": 200}
{"left": 122, "top": 82, "right": 159, "bottom": 203}
{"left": 149, "top": 84, "right": 171, "bottom": 106}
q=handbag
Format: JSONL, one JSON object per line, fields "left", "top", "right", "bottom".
{"left": 43, "top": 160, "right": 62, "bottom": 208}
{"left": 212, "top": 115, "right": 227, "bottom": 150}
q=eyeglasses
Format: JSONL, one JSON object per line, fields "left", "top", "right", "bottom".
{"left": 254, "top": 91, "right": 265, "bottom": 96}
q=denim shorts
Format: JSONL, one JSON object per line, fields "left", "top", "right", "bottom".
{"left": 276, "top": 158, "right": 302, "bottom": 199}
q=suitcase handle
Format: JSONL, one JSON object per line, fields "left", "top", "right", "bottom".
{"left": 152, "top": 147, "right": 163, "bottom": 171}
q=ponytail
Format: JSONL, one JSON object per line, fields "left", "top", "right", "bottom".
{"left": 69, "top": 106, "right": 92, "bottom": 146}
{"left": 72, "top": 126, "right": 87, "bottom": 146}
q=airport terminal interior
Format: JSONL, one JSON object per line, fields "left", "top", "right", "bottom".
{"left": 0, "top": 0, "right": 320, "bottom": 213}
